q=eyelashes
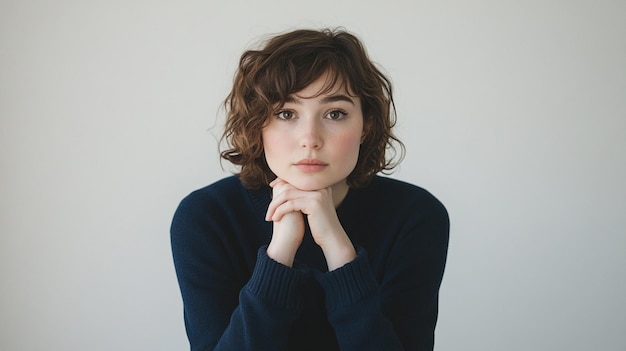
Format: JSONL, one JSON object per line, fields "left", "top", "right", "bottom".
{"left": 275, "top": 110, "right": 296, "bottom": 120}
{"left": 274, "top": 109, "right": 348, "bottom": 121}
{"left": 326, "top": 110, "right": 348, "bottom": 120}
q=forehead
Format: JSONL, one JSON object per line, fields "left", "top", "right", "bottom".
{"left": 290, "top": 71, "right": 356, "bottom": 100}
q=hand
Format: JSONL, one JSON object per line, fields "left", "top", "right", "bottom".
{"left": 265, "top": 180, "right": 305, "bottom": 267}
{"left": 265, "top": 178, "right": 356, "bottom": 270}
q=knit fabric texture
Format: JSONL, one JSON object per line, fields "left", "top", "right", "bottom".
{"left": 171, "top": 176, "right": 449, "bottom": 351}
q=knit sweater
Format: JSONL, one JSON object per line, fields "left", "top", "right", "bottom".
{"left": 171, "top": 175, "right": 449, "bottom": 351}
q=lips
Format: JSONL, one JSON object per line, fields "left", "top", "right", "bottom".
{"left": 295, "top": 158, "right": 328, "bottom": 166}
{"left": 294, "top": 158, "right": 328, "bottom": 172}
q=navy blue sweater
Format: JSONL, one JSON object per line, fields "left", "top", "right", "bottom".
{"left": 171, "top": 176, "right": 449, "bottom": 350}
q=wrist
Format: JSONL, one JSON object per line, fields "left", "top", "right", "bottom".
{"left": 267, "top": 235, "right": 300, "bottom": 267}
{"left": 320, "top": 234, "right": 356, "bottom": 271}
{"left": 266, "top": 212, "right": 304, "bottom": 268}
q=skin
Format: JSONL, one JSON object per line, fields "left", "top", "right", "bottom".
{"left": 262, "top": 73, "right": 366, "bottom": 270}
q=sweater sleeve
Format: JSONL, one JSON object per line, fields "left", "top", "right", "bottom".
{"left": 171, "top": 195, "right": 308, "bottom": 351}
{"left": 380, "top": 201, "right": 450, "bottom": 350}
{"left": 214, "top": 248, "right": 309, "bottom": 350}
{"left": 314, "top": 248, "right": 404, "bottom": 351}
{"left": 315, "top": 198, "right": 450, "bottom": 351}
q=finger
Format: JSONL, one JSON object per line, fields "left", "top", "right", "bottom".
{"left": 266, "top": 187, "right": 301, "bottom": 221}
{"left": 266, "top": 183, "right": 294, "bottom": 220}
{"left": 269, "top": 177, "right": 287, "bottom": 188}
{"left": 269, "top": 178, "right": 278, "bottom": 187}
{"left": 266, "top": 185, "right": 297, "bottom": 220}
{"left": 271, "top": 199, "right": 303, "bottom": 222}
{"left": 265, "top": 198, "right": 279, "bottom": 221}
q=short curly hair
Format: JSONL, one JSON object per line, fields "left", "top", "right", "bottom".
{"left": 220, "top": 28, "right": 404, "bottom": 189}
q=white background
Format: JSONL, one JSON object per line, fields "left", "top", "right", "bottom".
{"left": 1, "top": 0, "right": 624, "bottom": 350}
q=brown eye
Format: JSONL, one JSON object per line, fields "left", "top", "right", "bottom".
{"left": 276, "top": 111, "right": 295, "bottom": 120}
{"left": 326, "top": 110, "right": 347, "bottom": 120}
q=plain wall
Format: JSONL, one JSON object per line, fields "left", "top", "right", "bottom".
{"left": 1, "top": 0, "right": 624, "bottom": 350}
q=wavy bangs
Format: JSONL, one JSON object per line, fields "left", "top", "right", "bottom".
{"left": 220, "top": 28, "right": 404, "bottom": 189}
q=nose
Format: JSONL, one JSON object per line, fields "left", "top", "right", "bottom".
{"left": 299, "top": 118, "right": 323, "bottom": 149}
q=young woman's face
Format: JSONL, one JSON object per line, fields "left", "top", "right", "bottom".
{"left": 262, "top": 73, "right": 364, "bottom": 193}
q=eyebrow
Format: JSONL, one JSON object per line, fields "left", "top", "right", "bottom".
{"left": 284, "top": 94, "right": 355, "bottom": 105}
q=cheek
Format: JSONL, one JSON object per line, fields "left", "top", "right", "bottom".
{"left": 262, "top": 130, "right": 282, "bottom": 149}
{"left": 339, "top": 133, "right": 362, "bottom": 149}
{"left": 334, "top": 131, "right": 363, "bottom": 160}
{"left": 261, "top": 129, "right": 288, "bottom": 166}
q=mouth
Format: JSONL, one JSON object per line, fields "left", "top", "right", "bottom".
{"left": 295, "top": 158, "right": 328, "bottom": 166}
{"left": 294, "top": 159, "right": 328, "bottom": 172}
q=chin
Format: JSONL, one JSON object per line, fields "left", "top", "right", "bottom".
{"left": 289, "top": 180, "right": 327, "bottom": 191}
{"left": 282, "top": 176, "right": 334, "bottom": 191}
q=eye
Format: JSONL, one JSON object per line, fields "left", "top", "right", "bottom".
{"left": 275, "top": 110, "right": 295, "bottom": 120}
{"left": 326, "top": 110, "right": 347, "bottom": 120}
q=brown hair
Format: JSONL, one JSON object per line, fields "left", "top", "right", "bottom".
{"left": 220, "top": 28, "right": 404, "bottom": 188}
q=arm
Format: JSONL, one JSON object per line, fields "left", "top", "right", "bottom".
{"left": 266, "top": 179, "right": 404, "bottom": 349}
{"left": 171, "top": 195, "right": 308, "bottom": 351}
{"left": 316, "top": 200, "right": 450, "bottom": 351}
{"left": 214, "top": 249, "right": 308, "bottom": 350}
{"left": 265, "top": 178, "right": 450, "bottom": 349}
{"left": 314, "top": 248, "right": 405, "bottom": 351}
{"left": 378, "top": 205, "right": 450, "bottom": 350}
{"left": 265, "top": 179, "right": 356, "bottom": 270}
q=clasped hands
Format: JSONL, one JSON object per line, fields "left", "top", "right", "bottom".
{"left": 265, "top": 178, "right": 356, "bottom": 270}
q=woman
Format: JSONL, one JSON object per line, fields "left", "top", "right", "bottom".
{"left": 171, "top": 28, "right": 449, "bottom": 351}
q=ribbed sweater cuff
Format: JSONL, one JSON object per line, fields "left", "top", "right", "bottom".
{"left": 246, "top": 246, "right": 309, "bottom": 310}
{"left": 314, "top": 247, "right": 379, "bottom": 311}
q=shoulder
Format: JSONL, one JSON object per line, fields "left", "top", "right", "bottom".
{"left": 181, "top": 176, "right": 244, "bottom": 204}
{"left": 368, "top": 176, "right": 447, "bottom": 217}
{"left": 172, "top": 175, "right": 271, "bottom": 225}
{"left": 367, "top": 176, "right": 450, "bottom": 249}
{"left": 172, "top": 176, "right": 247, "bottom": 223}
{"left": 357, "top": 176, "right": 450, "bottom": 237}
